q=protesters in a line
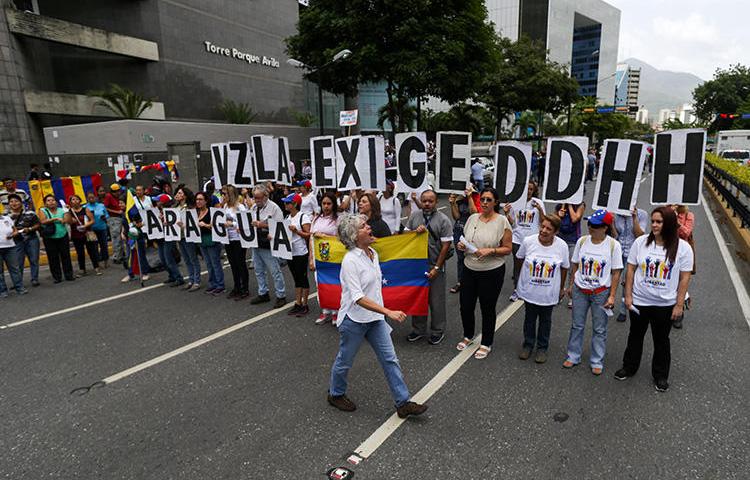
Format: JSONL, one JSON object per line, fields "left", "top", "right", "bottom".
{"left": 563, "top": 210, "right": 623, "bottom": 375}
{"left": 327, "top": 213, "right": 428, "bottom": 419}
{"left": 612, "top": 207, "right": 648, "bottom": 322}
{"left": 297, "top": 180, "right": 319, "bottom": 217}
{"left": 358, "top": 192, "right": 391, "bottom": 238}
{"left": 68, "top": 194, "right": 101, "bottom": 276}
{"left": 615, "top": 206, "right": 693, "bottom": 392}
{"left": 509, "top": 181, "right": 545, "bottom": 302}
{"left": 155, "top": 194, "right": 184, "bottom": 287}
{"left": 556, "top": 201, "right": 585, "bottom": 307}
{"left": 672, "top": 204, "right": 696, "bottom": 329}
{"left": 174, "top": 186, "right": 201, "bottom": 292}
{"left": 1, "top": 209, "right": 25, "bottom": 296}
{"left": 8, "top": 193, "right": 40, "bottom": 287}
{"left": 103, "top": 183, "right": 125, "bottom": 264}
{"left": 456, "top": 187, "right": 513, "bottom": 359}
{"left": 1, "top": 177, "right": 30, "bottom": 211}
{"left": 129, "top": 185, "right": 152, "bottom": 278}
{"left": 38, "top": 194, "right": 74, "bottom": 283}
{"left": 86, "top": 191, "right": 109, "bottom": 268}
{"left": 516, "top": 214, "right": 569, "bottom": 363}
{"left": 309, "top": 192, "right": 340, "bottom": 325}
{"left": 120, "top": 199, "right": 150, "bottom": 283}
{"left": 223, "top": 185, "right": 249, "bottom": 300}
{"left": 284, "top": 193, "right": 312, "bottom": 316}
{"left": 196, "top": 192, "right": 225, "bottom": 295}
{"left": 405, "top": 190, "right": 453, "bottom": 345}
{"left": 378, "top": 180, "right": 402, "bottom": 234}
{"left": 249, "top": 184, "right": 287, "bottom": 308}
{"left": 448, "top": 187, "right": 478, "bottom": 294}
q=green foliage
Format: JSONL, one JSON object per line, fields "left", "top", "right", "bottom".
{"left": 420, "top": 104, "right": 495, "bottom": 136}
{"left": 377, "top": 98, "right": 417, "bottom": 132}
{"left": 693, "top": 64, "right": 750, "bottom": 131}
{"left": 479, "top": 36, "right": 579, "bottom": 132}
{"left": 286, "top": 0, "right": 498, "bottom": 132}
{"left": 89, "top": 84, "right": 155, "bottom": 119}
{"left": 290, "top": 110, "right": 317, "bottom": 128}
{"left": 706, "top": 152, "right": 750, "bottom": 189}
{"left": 218, "top": 100, "right": 259, "bottom": 124}
{"left": 560, "top": 98, "right": 654, "bottom": 142}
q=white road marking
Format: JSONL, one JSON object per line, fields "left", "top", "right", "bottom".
{"left": 353, "top": 300, "right": 524, "bottom": 459}
{"left": 641, "top": 174, "right": 649, "bottom": 184}
{"left": 100, "top": 292, "right": 319, "bottom": 385}
{"left": 2, "top": 266, "right": 227, "bottom": 330}
{"left": 701, "top": 193, "right": 750, "bottom": 328}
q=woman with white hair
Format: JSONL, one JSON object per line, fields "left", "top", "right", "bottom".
{"left": 327, "top": 214, "right": 428, "bottom": 419}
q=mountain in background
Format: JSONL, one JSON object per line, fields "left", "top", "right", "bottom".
{"left": 620, "top": 58, "right": 704, "bottom": 122}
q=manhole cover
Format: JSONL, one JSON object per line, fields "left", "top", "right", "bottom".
{"left": 553, "top": 412, "right": 569, "bottom": 422}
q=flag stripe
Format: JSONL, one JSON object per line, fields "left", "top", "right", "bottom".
{"left": 315, "top": 258, "right": 429, "bottom": 287}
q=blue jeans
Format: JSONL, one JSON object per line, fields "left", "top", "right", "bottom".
{"left": 252, "top": 247, "right": 285, "bottom": 297}
{"left": 178, "top": 239, "right": 201, "bottom": 285}
{"left": 0, "top": 246, "right": 24, "bottom": 293}
{"left": 329, "top": 316, "right": 411, "bottom": 407}
{"left": 93, "top": 228, "right": 109, "bottom": 262}
{"left": 566, "top": 285, "right": 611, "bottom": 369}
{"left": 157, "top": 240, "right": 183, "bottom": 283}
{"left": 523, "top": 303, "right": 554, "bottom": 351}
{"left": 200, "top": 243, "right": 225, "bottom": 290}
{"left": 16, "top": 235, "right": 40, "bottom": 283}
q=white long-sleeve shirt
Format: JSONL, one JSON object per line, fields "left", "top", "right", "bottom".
{"left": 338, "top": 247, "right": 385, "bottom": 326}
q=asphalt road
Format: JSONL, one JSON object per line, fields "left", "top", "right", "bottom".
{"left": 1, "top": 179, "right": 748, "bottom": 480}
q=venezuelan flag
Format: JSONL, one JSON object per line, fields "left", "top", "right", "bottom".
{"left": 314, "top": 231, "right": 429, "bottom": 316}
{"left": 125, "top": 188, "right": 138, "bottom": 223}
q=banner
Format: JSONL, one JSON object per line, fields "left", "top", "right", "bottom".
{"left": 542, "top": 136, "right": 588, "bottom": 205}
{"left": 236, "top": 211, "right": 259, "bottom": 249}
{"left": 395, "top": 132, "right": 429, "bottom": 193}
{"left": 494, "top": 141, "right": 532, "bottom": 217}
{"left": 311, "top": 135, "right": 336, "bottom": 188}
{"left": 436, "top": 131, "right": 472, "bottom": 194}
{"left": 143, "top": 208, "right": 164, "bottom": 240}
{"left": 18, "top": 173, "right": 102, "bottom": 210}
{"left": 651, "top": 129, "right": 706, "bottom": 205}
{"left": 269, "top": 218, "right": 293, "bottom": 260}
{"left": 184, "top": 209, "right": 202, "bottom": 243}
{"left": 593, "top": 140, "right": 647, "bottom": 214}
{"left": 251, "top": 135, "right": 278, "bottom": 184}
{"left": 211, "top": 142, "right": 253, "bottom": 188}
{"left": 210, "top": 207, "right": 229, "bottom": 244}
{"left": 313, "top": 231, "right": 429, "bottom": 315}
{"left": 276, "top": 136, "right": 293, "bottom": 186}
{"left": 163, "top": 208, "right": 181, "bottom": 241}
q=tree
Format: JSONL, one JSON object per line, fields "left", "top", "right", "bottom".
{"left": 479, "top": 36, "right": 580, "bottom": 136}
{"left": 693, "top": 64, "right": 750, "bottom": 131}
{"left": 218, "top": 100, "right": 258, "bottom": 124}
{"left": 89, "top": 84, "right": 154, "bottom": 119}
{"left": 286, "top": 0, "right": 498, "bottom": 133}
{"left": 290, "top": 109, "right": 317, "bottom": 128}
{"left": 377, "top": 98, "right": 417, "bottom": 133}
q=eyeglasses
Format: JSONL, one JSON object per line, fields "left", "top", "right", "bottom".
{"left": 480, "top": 197, "right": 494, "bottom": 203}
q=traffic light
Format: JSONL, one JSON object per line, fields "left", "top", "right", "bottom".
{"left": 719, "top": 113, "right": 739, "bottom": 119}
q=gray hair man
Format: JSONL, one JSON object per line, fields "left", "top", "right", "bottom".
{"left": 249, "top": 184, "right": 287, "bottom": 308}
{"left": 405, "top": 189, "right": 453, "bottom": 345}
{"left": 328, "top": 214, "right": 428, "bottom": 419}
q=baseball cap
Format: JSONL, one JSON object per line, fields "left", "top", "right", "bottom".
{"left": 282, "top": 193, "right": 302, "bottom": 206}
{"left": 296, "top": 180, "right": 312, "bottom": 189}
{"left": 587, "top": 209, "right": 614, "bottom": 226}
{"left": 157, "top": 194, "right": 172, "bottom": 204}
{"left": 110, "top": 183, "right": 121, "bottom": 191}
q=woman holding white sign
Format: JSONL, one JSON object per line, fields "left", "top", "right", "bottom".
{"left": 196, "top": 192, "right": 225, "bottom": 296}
{"left": 223, "top": 185, "right": 250, "bottom": 301}
{"left": 615, "top": 206, "right": 693, "bottom": 392}
{"left": 174, "top": 187, "right": 201, "bottom": 292}
{"left": 456, "top": 188, "right": 513, "bottom": 360}
{"left": 283, "top": 193, "right": 312, "bottom": 317}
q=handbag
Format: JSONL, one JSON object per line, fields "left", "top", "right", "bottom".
{"left": 40, "top": 208, "right": 56, "bottom": 238}
{"left": 72, "top": 207, "right": 98, "bottom": 242}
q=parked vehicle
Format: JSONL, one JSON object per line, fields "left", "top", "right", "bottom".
{"left": 719, "top": 149, "right": 750, "bottom": 165}
{"left": 716, "top": 130, "right": 750, "bottom": 158}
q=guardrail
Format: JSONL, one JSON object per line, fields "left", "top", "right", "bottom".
{"left": 704, "top": 162, "right": 750, "bottom": 229}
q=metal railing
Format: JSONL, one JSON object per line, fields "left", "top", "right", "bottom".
{"left": 704, "top": 162, "right": 750, "bottom": 229}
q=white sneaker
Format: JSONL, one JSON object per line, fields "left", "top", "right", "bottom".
{"left": 121, "top": 275, "right": 132, "bottom": 283}
{"left": 142, "top": 274, "right": 150, "bottom": 281}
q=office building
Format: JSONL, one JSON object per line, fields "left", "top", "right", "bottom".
{"left": 486, "top": 0, "right": 621, "bottom": 103}
{"left": 635, "top": 108, "right": 649, "bottom": 125}
{"left": 615, "top": 63, "right": 640, "bottom": 117}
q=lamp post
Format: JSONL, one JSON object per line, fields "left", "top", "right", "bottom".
{"left": 287, "top": 49, "right": 352, "bottom": 135}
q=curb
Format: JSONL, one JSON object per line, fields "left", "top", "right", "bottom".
{"left": 705, "top": 182, "right": 750, "bottom": 262}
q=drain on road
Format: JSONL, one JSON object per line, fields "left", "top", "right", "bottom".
{"left": 553, "top": 412, "right": 569, "bottom": 423}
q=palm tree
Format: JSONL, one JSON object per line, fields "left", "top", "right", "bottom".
{"left": 514, "top": 111, "right": 538, "bottom": 139}
{"left": 377, "top": 98, "right": 417, "bottom": 133}
{"left": 218, "top": 100, "right": 259, "bottom": 124}
{"left": 89, "top": 84, "right": 155, "bottom": 119}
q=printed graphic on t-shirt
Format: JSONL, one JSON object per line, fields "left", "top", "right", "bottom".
{"left": 516, "top": 209, "right": 537, "bottom": 227}
{"left": 527, "top": 256, "right": 561, "bottom": 286}
{"left": 641, "top": 255, "right": 674, "bottom": 286}
{"left": 580, "top": 255, "right": 608, "bottom": 280}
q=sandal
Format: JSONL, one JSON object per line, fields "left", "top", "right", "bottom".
{"left": 456, "top": 338, "right": 473, "bottom": 351}
{"left": 449, "top": 283, "right": 461, "bottom": 294}
{"left": 473, "top": 346, "right": 491, "bottom": 360}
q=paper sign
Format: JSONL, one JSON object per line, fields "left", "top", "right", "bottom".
{"left": 339, "top": 109, "right": 358, "bottom": 127}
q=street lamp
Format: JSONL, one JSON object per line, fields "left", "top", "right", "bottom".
{"left": 287, "top": 49, "right": 352, "bottom": 135}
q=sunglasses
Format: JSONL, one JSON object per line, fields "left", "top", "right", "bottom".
{"left": 480, "top": 197, "right": 495, "bottom": 203}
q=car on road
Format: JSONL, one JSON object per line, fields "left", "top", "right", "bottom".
{"left": 719, "top": 149, "right": 750, "bottom": 165}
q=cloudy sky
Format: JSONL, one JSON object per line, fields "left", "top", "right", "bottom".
{"left": 606, "top": 0, "right": 749, "bottom": 80}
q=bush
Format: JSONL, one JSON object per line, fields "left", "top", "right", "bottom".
{"left": 706, "top": 153, "right": 750, "bottom": 189}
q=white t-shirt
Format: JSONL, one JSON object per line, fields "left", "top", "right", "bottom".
{"left": 300, "top": 193, "right": 319, "bottom": 217}
{"left": 224, "top": 204, "right": 247, "bottom": 242}
{"left": 511, "top": 198, "right": 545, "bottom": 245}
{"left": 288, "top": 211, "right": 311, "bottom": 256}
{"left": 571, "top": 235, "right": 624, "bottom": 289}
{"left": 378, "top": 193, "right": 402, "bottom": 234}
{"left": 516, "top": 235, "right": 570, "bottom": 306}
{"left": 628, "top": 236, "right": 693, "bottom": 306}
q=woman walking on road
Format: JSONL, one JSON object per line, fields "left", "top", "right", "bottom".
{"left": 196, "top": 192, "right": 225, "bottom": 296}
{"left": 615, "top": 206, "right": 693, "bottom": 392}
{"left": 38, "top": 194, "right": 74, "bottom": 283}
{"left": 68, "top": 194, "right": 102, "bottom": 276}
{"left": 309, "top": 192, "right": 340, "bottom": 325}
{"left": 456, "top": 187, "right": 513, "bottom": 360}
{"left": 327, "top": 213, "right": 428, "bottom": 419}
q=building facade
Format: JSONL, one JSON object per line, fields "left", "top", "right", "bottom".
{"left": 0, "top": 0, "right": 345, "bottom": 160}
{"left": 486, "top": 0, "right": 621, "bottom": 103}
{"left": 615, "top": 62, "right": 641, "bottom": 118}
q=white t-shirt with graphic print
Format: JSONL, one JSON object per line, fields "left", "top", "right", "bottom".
{"left": 516, "top": 235, "right": 570, "bottom": 306}
{"left": 511, "top": 198, "right": 545, "bottom": 245}
{"left": 628, "top": 235, "right": 693, "bottom": 306}
{"left": 571, "top": 235, "right": 623, "bottom": 289}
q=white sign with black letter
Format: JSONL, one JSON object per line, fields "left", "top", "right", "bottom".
{"left": 436, "top": 131, "right": 472, "bottom": 194}
{"left": 143, "top": 208, "right": 164, "bottom": 240}
{"left": 210, "top": 208, "right": 229, "bottom": 245}
{"left": 269, "top": 218, "right": 293, "bottom": 260}
{"left": 163, "top": 208, "right": 181, "bottom": 242}
{"left": 494, "top": 141, "right": 532, "bottom": 217}
{"left": 593, "top": 140, "right": 647, "bottom": 214}
{"left": 335, "top": 136, "right": 364, "bottom": 191}
{"left": 236, "top": 211, "right": 258, "bottom": 249}
{"left": 395, "top": 132, "right": 429, "bottom": 193}
{"left": 542, "top": 136, "right": 588, "bottom": 205}
{"left": 251, "top": 135, "right": 278, "bottom": 184}
{"left": 310, "top": 135, "right": 336, "bottom": 189}
{"left": 210, "top": 143, "right": 229, "bottom": 188}
{"left": 651, "top": 129, "right": 706, "bottom": 205}
{"left": 184, "top": 209, "right": 202, "bottom": 243}
{"left": 275, "top": 136, "right": 293, "bottom": 186}
{"left": 211, "top": 142, "right": 253, "bottom": 187}
{"left": 360, "top": 135, "right": 386, "bottom": 191}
